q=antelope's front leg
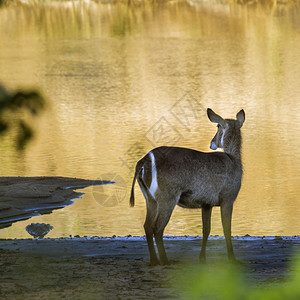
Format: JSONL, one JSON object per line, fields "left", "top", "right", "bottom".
{"left": 220, "top": 202, "right": 236, "bottom": 262}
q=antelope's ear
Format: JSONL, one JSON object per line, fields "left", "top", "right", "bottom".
{"left": 236, "top": 109, "right": 245, "bottom": 127}
{"left": 207, "top": 108, "right": 225, "bottom": 127}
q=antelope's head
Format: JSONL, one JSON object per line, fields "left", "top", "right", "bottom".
{"left": 207, "top": 108, "right": 245, "bottom": 150}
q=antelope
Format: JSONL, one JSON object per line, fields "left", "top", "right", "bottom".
{"left": 130, "top": 108, "right": 245, "bottom": 265}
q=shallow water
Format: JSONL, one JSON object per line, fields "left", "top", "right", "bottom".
{"left": 0, "top": 0, "right": 299, "bottom": 238}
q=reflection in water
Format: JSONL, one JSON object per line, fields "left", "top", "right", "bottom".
{"left": 0, "top": 0, "right": 299, "bottom": 238}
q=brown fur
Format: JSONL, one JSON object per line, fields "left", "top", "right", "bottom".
{"left": 130, "top": 108, "right": 245, "bottom": 265}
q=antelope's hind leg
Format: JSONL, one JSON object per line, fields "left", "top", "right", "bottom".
{"left": 153, "top": 194, "right": 179, "bottom": 265}
{"left": 144, "top": 196, "right": 160, "bottom": 266}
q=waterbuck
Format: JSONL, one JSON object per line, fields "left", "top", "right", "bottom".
{"left": 130, "top": 108, "right": 245, "bottom": 265}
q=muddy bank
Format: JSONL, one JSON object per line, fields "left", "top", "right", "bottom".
{"left": 0, "top": 176, "right": 113, "bottom": 229}
{"left": 0, "top": 236, "right": 299, "bottom": 299}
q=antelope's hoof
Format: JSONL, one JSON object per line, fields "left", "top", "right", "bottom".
{"left": 149, "top": 260, "right": 160, "bottom": 267}
{"left": 230, "top": 258, "right": 243, "bottom": 265}
{"left": 160, "top": 259, "right": 170, "bottom": 266}
{"left": 199, "top": 256, "right": 207, "bottom": 264}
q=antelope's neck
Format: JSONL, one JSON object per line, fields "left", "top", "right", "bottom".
{"left": 223, "top": 134, "right": 242, "bottom": 164}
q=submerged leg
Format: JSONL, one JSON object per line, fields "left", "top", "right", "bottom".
{"left": 199, "top": 205, "right": 212, "bottom": 263}
{"left": 221, "top": 202, "right": 236, "bottom": 262}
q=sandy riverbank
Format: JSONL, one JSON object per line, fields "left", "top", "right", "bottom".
{"left": 0, "top": 236, "right": 299, "bottom": 299}
{"left": 0, "top": 176, "right": 112, "bottom": 229}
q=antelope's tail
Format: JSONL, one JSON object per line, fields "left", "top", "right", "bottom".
{"left": 130, "top": 157, "right": 146, "bottom": 207}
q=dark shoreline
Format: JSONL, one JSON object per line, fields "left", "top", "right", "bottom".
{"left": 1, "top": 235, "right": 299, "bottom": 299}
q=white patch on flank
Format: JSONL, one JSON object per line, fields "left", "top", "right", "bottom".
{"left": 149, "top": 152, "right": 158, "bottom": 198}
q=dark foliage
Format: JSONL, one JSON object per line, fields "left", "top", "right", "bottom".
{"left": 0, "top": 84, "right": 46, "bottom": 150}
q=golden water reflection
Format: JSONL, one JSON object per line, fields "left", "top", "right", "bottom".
{"left": 0, "top": 0, "right": 299, "bottom": 238}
